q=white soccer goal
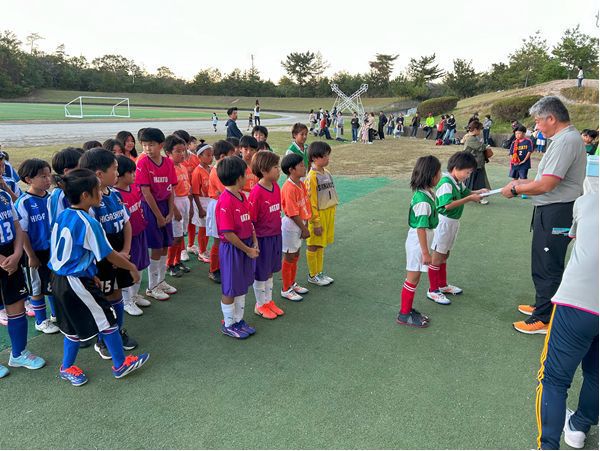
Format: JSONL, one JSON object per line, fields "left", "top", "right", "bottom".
{"left": 64, "top": 96, "right": 131, "bottom": 119}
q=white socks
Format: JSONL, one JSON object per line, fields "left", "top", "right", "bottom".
{"left": 130, "top": 282, "right": 141, "bottom": 297}
{"left": 233, "top": 296, "right": 245, "bottom": 323}
{"left": 148, "top": 259, "right": 160, "bottom": 290}
{"left": 253, "top": 280, "right": 266, "bottom": 306}
{"left": 221, "top": 302, "right": 235, "bottom": 327}
{"left": 265, "top": 277, "right": 273, "bottom": 302}
{"left": 158, "top": 255, "right": 167, "bottom": 283}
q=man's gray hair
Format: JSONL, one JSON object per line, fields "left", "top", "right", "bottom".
{"left": 529, "top": 96, "right": 570, "bottom": 122}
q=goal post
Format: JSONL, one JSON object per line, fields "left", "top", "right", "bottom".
{"left": 64, "top": 96, "right": 131, "bottom": 119}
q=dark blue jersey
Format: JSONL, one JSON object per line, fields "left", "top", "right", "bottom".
{"left": 89, "top": 188, "right": 130, "bottom": 235}
{"left": 0, "top": 190, "right": 18, "bottom": 246}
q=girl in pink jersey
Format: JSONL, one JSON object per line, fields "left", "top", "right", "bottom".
{"left": 215, "top": 156, "right": 259, "bottom": 339}
{"left": 136, "top": 128, "right": 178, "bottom": 301}
{"left": 114, "top": 156, "right": 150, "bottom": 314}
{"left": 248, "top": 151, "right": 284, "bottom": 320}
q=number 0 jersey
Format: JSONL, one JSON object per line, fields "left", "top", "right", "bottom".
{"left": 49, "top": 208, "right": 113, "bottom": 278}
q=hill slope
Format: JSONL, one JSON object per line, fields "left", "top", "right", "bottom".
{"left": 451, "top": 79, "right": 598, "bottom": 132}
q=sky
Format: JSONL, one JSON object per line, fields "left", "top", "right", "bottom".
{"left": 1, "top": 0, "right": 598, "bottom": 82}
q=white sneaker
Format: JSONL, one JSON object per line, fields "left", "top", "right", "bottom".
{"left": 308, "top": 274, "right": 330, "bottom": 286}
{"left": 187, "top": 245, "right": 200, "bottom": 255}
{"left": 440, "top": 284, "right": 463, "bottom": 295}
{"left": 564, "top": 409, "right": 586, "bottom": 449}
{"left": 180, "top": 249, "right": 190, "bottom": 262}
{"left": 198, "top": 251, "right": 211, "bottom": 263}
{"left": 319, "top": 272, "right": 334, "bottom": 284}
{"left": 281, "top": 288, "right": 303, "bottom": 301}
{"left": 158, "top": 280, "right": 178, "bottom": 295}
{"left": 34, "top": 319, "right": 59, "bottom": 334}
{"left": 0, "top": 309, "right": 7, "bottom": 326}
{"left": 146, "top": 287, "right": 170, "bottom": 301}
{"left": 50, "top": 315, "right": 57, "bottom": 323}
{"left": 427, "top": 290, "right": 451, "bottom": 305}
{"left": 292, "top": 282, "right": 309, "bottom": 294}
{"left": 24, "top": 300, "right": 35, "bottom": 317}
{"left": 134, "top": 294, "right": 151, "bottom": 307}
{"left": 124, "top": 299, "right": 143, "bottom": 316}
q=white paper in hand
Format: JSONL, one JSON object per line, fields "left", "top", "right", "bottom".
{"left": 480, "top": 188, "right": 502, "bottom": 198}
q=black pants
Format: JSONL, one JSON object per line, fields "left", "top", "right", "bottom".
{"left": 368, "top": 129, "right": 374, "bottom": 143}
{"left": 411, "top": 126, "right": 418, "bottom": 137}
{"left": 531, "top": 202, "right": 574, "bottom": 323}
{"left": 424, "top": 127, "right": 432, "bottom": 139}
{"left": 378, "top": 127, "right": 385, "bottom": 140}
{"left": 254, "top": 116, "right": 260, "bottom": 126}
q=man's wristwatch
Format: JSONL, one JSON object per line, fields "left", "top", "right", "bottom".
{"left": 510, "top": 185, "right": 518, "bottom": 197}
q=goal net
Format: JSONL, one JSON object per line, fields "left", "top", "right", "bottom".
{"left": 64, "top": 96, "right": 131, "bottom": 118}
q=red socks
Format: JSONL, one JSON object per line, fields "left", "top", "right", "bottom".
{"left": 428, "top": 265, "right": 440, "bottom": 292}
{"left": 167, "top": 242, "right": 181, "bottom": 267}
{"left": 209, "top": 241, "right": 220, "bottom": 273}
{"left": 187, "top": 224, "right": 196, "bottom": 247}
{"left": 439, "top": 263, "right": 447, "bottom": 288}
{"left": 282, "top": 254, "right": 299, "bottom": 291}
{"left": 400, "top": 280, "right": 417, "bottom": 315}
{"left": 198, "top": 227, "right": 208, "bottom": 254}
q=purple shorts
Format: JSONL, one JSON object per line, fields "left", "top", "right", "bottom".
{"left": 255, "top": 235, "right": 282, "bottom": 281}
{"left": 219, "top": 238, "right": 255, "bottom": 297}
{"left": 142, "top": 199, "right": 173, "bottom": 250}
{"left": 130, "top": 231, "right": 150, "bottom": 270}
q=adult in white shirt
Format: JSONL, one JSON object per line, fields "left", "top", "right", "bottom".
{"left": 577, "top": 66, "right": 584, "bottom": 88}
{"left": 254, "top": 100, "right": 261, "bottom": 126}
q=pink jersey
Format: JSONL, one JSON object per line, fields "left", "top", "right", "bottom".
{"left": 135, "top": 156, "right": 177, "bottom": 202}
{"left": 115, "top": 185, "right": 147, "bottom": 236}
{"left": 248, "top": 182, "right": 282, "bottom": 237}
{"left": 215, "top": 189, "right": 254, "bottom": 242}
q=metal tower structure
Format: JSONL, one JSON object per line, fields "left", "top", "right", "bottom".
{"left": 330, "top": 83, "right": 369, "bottom": 118}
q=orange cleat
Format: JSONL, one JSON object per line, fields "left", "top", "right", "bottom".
{"left": 265, "top": 300, "right": 284, "bottom": 316}
{"left": 254, "top": 304, "right": 277, "bottom": 320}
{"left": 513, "top": 319, "right": 548, "bottom": 335}
{"left": 518, "top": 305, "right": 534, "bottom": 316}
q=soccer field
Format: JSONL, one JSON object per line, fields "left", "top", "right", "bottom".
{"left": 0, "top": 102, "right": 277, "bottom": 122}
{"left": 0, "top": 140, "right": 596, "bottom": 448}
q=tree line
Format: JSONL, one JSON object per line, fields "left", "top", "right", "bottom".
{"left": 0, "top": 26, "right": 597, "bottom": 100}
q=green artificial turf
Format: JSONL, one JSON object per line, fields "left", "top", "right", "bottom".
{"left": 0, "top": 166, "right": 596, "bottom": 449}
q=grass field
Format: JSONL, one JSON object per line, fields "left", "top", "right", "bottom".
{"left": 5, "top": 89, "right": 405, "bottom": 114}
{"left": 0, "top": 136, "right": 597, "bottom": 449}
{"left": 0, "top": 102, "right": 277, "bottom": 122}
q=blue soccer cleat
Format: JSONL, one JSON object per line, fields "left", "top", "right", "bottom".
{"left": 221, "top": 323, "right": 249, "bottom": 339}
{"left": 0, "top": 363, "right": 9, "bottom": 378}
{"left": 236, "top": 320, "right": 256, "bottom": 336}
{"left": 60, "top": 365, "right": 88, "bottom": 386}
{"left": 112, "top": 353, "right": 150, "bottom": 379}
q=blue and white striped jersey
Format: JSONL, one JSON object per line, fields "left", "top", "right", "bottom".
{"left": 49, "top": 187, "right": 70, "bottom": 225}
{"left": 49, "top": 208, "right": 113, "bottom": 278}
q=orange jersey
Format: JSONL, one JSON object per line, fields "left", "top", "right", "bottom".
{"left": 281, "top": 178, "right": 311, "bottom": 221}
{"left": 208, "top": 161, "right": 226, "bottom": 200}
{"left": 243, "top": 165, "right": 259, "bottom": 193}
{"left": 191, "top": 164, "right": 211, "bottom": 197}
{"left": 182, "top": 152, "right": 200, "bottom": 179}
{"left": 174, "top": 162, "right": 191, "bottom": 197}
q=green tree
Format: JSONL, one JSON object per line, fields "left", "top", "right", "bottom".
{"left": 508, "top": 31, "right": 551, "bottom": 87}
{"left": 443, "top": 59, "right": 480, "bottom": 98}
{"left": 368, "top": 53, "right": 398, "bottom": 95}
{"left": 281, "top": 51, "right": 328, "bottom": 95}
{"left": 406, "top": 54, "right": 444, "bottom": 84}
{"left": 552, "top": 25, "right": 599, "bottom": 78}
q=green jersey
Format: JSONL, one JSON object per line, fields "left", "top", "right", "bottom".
{"left": 286, "top": 142, "right": 309, "bottom": 168}
{"left": 435, "top": 174, "right": 471, "bottom": 220}
{"left": 408, "top": 189, "right": 438, "bottom": 229}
